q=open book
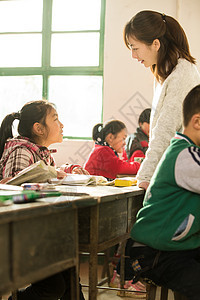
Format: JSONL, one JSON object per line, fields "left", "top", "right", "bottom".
{"left": 6, "top": 160, "right": 57, "bottom": 186}
{"left": 51, "top": 174, "right": 113, "bottom": 186}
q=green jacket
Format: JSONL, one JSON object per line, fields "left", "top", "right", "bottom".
{"left": 131, "top": 133, "right": 200, "bottom": 251}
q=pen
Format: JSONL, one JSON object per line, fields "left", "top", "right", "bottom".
{"left": 0, "top": 190, "right": 62, "bottom": 204}
{"left": 13, "top": 191, "right": 62, "bottom": 203}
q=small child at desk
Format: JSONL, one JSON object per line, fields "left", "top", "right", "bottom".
{"left": 84, "top": 119, "right": 146, "bottom": 296}
{"left": 123, "top": 108, "right": 151, "bottom": 162}
{"left": 0, "top": 100, "right": 88, "bottom": 182}
{"left": 0, "top": 100, "right": 85, "bottom": 300}
{"left": 84, "top": 119, "right": 140, "bottom": 180}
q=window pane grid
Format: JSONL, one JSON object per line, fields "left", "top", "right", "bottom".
{"left": 52, "top": 30, "right": 100, "bottom": 33}
{"left": 0, "top": 67, "right": 103, "bottom": 76}
{"left": 0, "top": 0, "right": 105, "bottom": 139}
{"left": 0, "top": 32, "right": 42, "bottom": 34}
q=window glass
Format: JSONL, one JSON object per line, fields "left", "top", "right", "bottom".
{"left": 51, "top": 32, "right": 99, "bottom": 66}
{"left": 0, "top": 0, "right": 105, "bottom": 139}
{"left": 52, "top": 0, "right": 101, "bottom": 31}
{"left": 0, "top": 34, "right": 42, "bottom": 67}
{"left": 0, "top": 76, "right": 42, "bottom": 123}
{"left": 0, "top": 0, "right": 43, "bottom": 32}
{"left": 49, "top": 76, "right": 102, "bottom": 137}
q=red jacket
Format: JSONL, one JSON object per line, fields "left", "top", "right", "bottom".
{"left": 84, "top": 144, "right": 140, "bottom": 179}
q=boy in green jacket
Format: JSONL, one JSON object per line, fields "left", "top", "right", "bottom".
{"left": 129, "top": 84, "right": 200, "bottom": 300}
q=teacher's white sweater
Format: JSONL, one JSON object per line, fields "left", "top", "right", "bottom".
{"left": 137, "top": 58, "right": 200, "bottom": 184}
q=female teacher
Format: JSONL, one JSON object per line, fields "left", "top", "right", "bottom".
{"left": 124, "top": 10, "right": 200, "bottom": 189}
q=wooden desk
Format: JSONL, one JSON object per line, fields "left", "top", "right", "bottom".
{"left": 0, "top": 185, "right": 144, "bottom": 300}
{"left": 0, "top": 212, "right": 10, "bottom": 295}
{"left": 0, "top": 194, "right": 96, "bottom": 299}
{"left": 59, "top": 185, "right": 145, "bottom": 300}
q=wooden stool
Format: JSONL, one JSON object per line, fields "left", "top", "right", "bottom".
{"left": 146, "top": 282, "right": 187, "bottom": 300}
{"left": 80, "top": 249, "right": 113, "bottom": 287}
{"left": 80, "top": 243, "right": 126, "bottom": 288}
{"left": 100, "top": 249, "right": 113, "bottom": 285}
{"left": 174, "top": 291, "right": 188, "bottom": 300}
{"left": 146, "top": 282, "right": 168, "bottom": 300}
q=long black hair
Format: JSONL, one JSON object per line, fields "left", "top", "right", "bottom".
{"left": 92, "top": 120, "right": 126, "bottom": 143}
{"left": 124, "top": 10, "right": 195, "bottom": 82}
{"left": 0, "top": 100, "right": 55, "bottom": 159}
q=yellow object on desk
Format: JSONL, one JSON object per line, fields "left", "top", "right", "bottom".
{"left": 114, "top": 177, "right": 137, "bottom": 187}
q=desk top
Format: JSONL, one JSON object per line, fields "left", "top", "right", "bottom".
{"left": 0, "top": 185, "right": 144, "bottom": 223}
{"left": 0, "top": 194, "right": 94, "bottom": 224}
{"left": 54, "top": 184, "right": 144, "bottom": 203}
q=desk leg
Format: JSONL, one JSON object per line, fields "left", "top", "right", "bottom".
{"left": 69, "top": 266, "right": 80, "bottom": 300}
{"left": 118, "top": 240, "right": 126, "bottom": 297}
{"left": 89, "top": 205, "right": 99, "bottom": 300}
{"left": 70, "top": 209, "right": 80, "bottom": 300}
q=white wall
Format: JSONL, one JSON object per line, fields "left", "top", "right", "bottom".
{"left": 178, "top": 0, "right": 200, "bottom": 71}
{"left": 52, "top": 0, "right": 200, "bottom": 167}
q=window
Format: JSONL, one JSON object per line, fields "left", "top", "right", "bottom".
{"left": 0, "top": 0, "right": 105, "bottom": 138}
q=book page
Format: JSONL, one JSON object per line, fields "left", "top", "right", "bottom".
{"left": 6, "top": 161, "right": 57, "bottom": 186}
{"left": 51, "top": 174, "right": 111, "bottom": 186}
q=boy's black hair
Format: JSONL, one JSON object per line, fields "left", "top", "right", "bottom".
{"left": 138, "top": 108, "right": 151, "bottom": 124}
{"left": 183, "top": 84, "right": 200, "bottom": 127}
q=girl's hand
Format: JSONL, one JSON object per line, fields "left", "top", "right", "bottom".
{"left": 58, "top": 164, "right": 89, "bottom": 175}
{"left": 138, "top": 181, "right": 149, "bottom": 190}
{"left": 0, "top": 177, "right": 13, "bottom": 184}
{"left": 72, "top": 166, "right": 90, "bottom": 175}
{"left": 56, "top": 169, "right": 67, "bottom": 179}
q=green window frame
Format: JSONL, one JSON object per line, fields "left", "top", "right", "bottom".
{"left": 0, "top": 0, "right": 106, "bottom": 139}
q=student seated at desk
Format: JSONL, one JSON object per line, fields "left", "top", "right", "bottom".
{"left": 123, "top": 108, "right": 151, "bottom": 162}
{"left": 84, "top": 120, "right": 140, "bottom": 180}
{"left": 0, "top": 100, "right": 85, "bottom": 300}
{"left": 0, "top": 100, "right": 88, "bottom": 182}
{"left": 128, "top": 85, "right": 200, "bottom": 300}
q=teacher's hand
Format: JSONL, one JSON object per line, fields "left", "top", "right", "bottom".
{"left": 138, "top": 181, "right": 149, "bottom": 190}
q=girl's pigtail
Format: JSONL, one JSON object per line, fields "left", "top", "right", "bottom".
{"left": 0, "top": 112, "right": 19, "bottom": 159}
{"left": 92, "top": 123, "right": 104, "bottom": 142}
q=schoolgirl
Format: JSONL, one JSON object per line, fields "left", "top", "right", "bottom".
{"left": 84, "top": 120, "right": 140, "bottom": 179}
{"left": 0, "top": 100, "right": 85, "bottom": 300}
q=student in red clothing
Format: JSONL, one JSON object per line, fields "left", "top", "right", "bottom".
{"left": 123, "top": 108, "right": 151, "bottom": 162}
{"left": 84, "top": 120, "right": 140, "bottom": 180}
